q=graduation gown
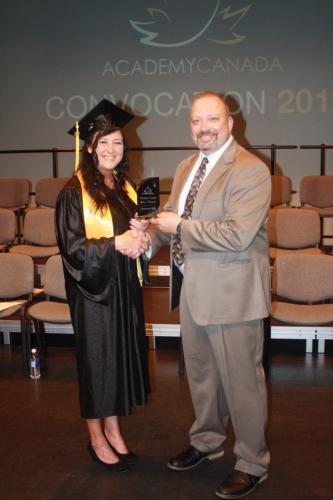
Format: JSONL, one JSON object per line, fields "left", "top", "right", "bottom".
{"left": 55, "top": 176, "right": 150, "bottom": 418}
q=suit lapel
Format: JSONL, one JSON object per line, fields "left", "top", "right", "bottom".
{"left": 171, "top": 154, "right": 198, "bottom": 211}
{"left": 192, "top": 139, "right": 238, "bottom": 217}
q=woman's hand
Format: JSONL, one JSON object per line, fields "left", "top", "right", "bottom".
{"left": 115, "top": 229, "right": 149, "bottom": 259}
{"left": 129, "top": 217, "right": 150, "bottom": 232}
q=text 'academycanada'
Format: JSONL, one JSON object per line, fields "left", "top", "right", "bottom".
{"left": 102, "top": 56, "right": 283, "bottom": 77}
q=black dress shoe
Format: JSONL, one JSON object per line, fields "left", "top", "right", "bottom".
{"left": 167, "top": 444, "right": 224, "bottom": 471}
{"left": 215, "top": 470, "right": 268, "bottom": 498}
{"left": 87, "top": 442, "right": 129, "bottom": 472}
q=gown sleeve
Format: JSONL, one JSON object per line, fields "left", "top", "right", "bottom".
{"left": 55, "top": 180, "right": 117, "bottom": 304}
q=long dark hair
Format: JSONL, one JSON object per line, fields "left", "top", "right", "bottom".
{"left": 78, "top": 115, "right": 129, "bottom": 213}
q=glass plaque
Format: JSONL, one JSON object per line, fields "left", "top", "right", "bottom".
{"left": 137, "top": 177, "right": 160, "bottom": 218}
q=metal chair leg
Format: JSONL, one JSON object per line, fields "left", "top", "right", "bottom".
{"left": 22, "top": 309, "right": 31, "bottom": 375}
{"left": 34, "top": 320, "right": 47, "bottom": 355}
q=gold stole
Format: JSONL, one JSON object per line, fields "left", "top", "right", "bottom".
{"left": 77, "top": 170, "right": 142, "bottom": 285}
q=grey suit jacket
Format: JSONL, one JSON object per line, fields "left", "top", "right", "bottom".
{"left": 150, "top": 139, "right": 271, "bottom": 326}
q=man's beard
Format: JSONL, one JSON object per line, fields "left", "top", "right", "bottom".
{"left": 196, "top": 129, "right": 217, "bottom": 150}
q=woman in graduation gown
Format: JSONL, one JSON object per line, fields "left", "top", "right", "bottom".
{"left": 55, "top": 112, "right": 150, "bottom": 471}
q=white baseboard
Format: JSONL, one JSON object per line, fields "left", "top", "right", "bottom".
{"left": 1, "top": 319, "right": 333, "bottom": 354}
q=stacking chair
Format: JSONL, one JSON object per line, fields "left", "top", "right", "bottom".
{"left": 270, "top": 175, "right": 292, "bottom": 208}
{"left": 0, "top": 208, "right": 16, "bottom": 251}
{"left": 0, "top": 253, "right": 34, "bottom": 373}
{"left": 9, "top": 208, "right": 59, "bottom": 286}
{"left": 35, "top": 177, "right": 70, "bottom": 208}
{"left": 271, "top": 253, "right": 333, "bottom": 353}
{"left": 26, "top": 254, "right": 72, "bottom": 360}
{"left": 300, "top": 175, "right": 333, "bottom": 249}
{"left": 268, "top": 208, "right": 322, "bottom": 263}
{"left": 0, "top": 178, "right": 30, "bottom": 243}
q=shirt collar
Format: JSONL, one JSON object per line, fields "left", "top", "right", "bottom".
{"left": 199, "top": 135, "right": 233, "bottom": 165}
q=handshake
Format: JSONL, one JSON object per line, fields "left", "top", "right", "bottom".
{"left": 115, "top": 211, "right": 183, "bottom": 259}
{"left": 115, "top": 217, "right": 151, "bottom": 259}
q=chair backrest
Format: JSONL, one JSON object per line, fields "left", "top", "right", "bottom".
{"left": 35, "top": 177, "right": 70, "bottom": 208}
{"left": 44, "top": 255, "right": 67, "bottom": 299}
{"left": 268, "top": 208, "right": 321, "bottom": 249}
{"left": 272, "top": 253, "right": 333, "bottom": 303}
{"left": 0, "top": 253, "right": 34, "bottom": 298}
{"left": 271, "top": 175, "right": 292, "bottom": 208}
{"left": 0, "top": 208, "right": 16, "bottom": 243}
{"left": 23, "top": 208, "right": 57, "bottom": 246}
{"left": 300, "top": 175, "right": 333, "bottom": 208}
{"left": 0, "top": 178, "right": 30, "bottom": 209}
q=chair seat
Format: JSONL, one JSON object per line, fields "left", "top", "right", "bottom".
{"left": 270, "top": 247, "right": 322, "bottom": 260}
{"left": 271, "top": 301, "right": 333, "bottom": 324}
{"left": 7, "top": 205, "right": 26, "bottom": 212}
{"left": 9, "top": 245, "right": 59, "bottom": 258}
{"left": 270, "top": 204, "right": 290, "bottom": 209}
{"left": 28, "top": 301, "right": 71, "bottom": 323}
{"left": 303, "top": 205, "right": 333, "bottom": 217}
{"left": 0, "top": 302, "right": 26, "bottom": 318}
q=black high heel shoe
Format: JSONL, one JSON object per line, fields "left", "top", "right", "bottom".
{"left": 87, "top": 442, "right": 129, "bottom": 472}
{"left": 111, "top": 446, "right": 139, "bottom": 465}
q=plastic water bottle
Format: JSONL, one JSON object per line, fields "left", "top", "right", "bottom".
{"left": 30, "top": 348, "right": 41, "bottom": 379}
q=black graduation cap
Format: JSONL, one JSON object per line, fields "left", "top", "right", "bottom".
{"left": 67, "top": 98, "right": 134, "bottom": 142}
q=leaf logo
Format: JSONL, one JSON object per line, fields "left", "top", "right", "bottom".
{"left": 129, "top": 1, "right": 252, "bottom": 48}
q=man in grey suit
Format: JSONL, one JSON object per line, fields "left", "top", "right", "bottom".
{"left": 150, "top": 91, "right": 271, "bottom": 499}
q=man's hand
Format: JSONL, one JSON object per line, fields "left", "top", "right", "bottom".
{"left": 150, "top": 211, "right": 182, "bottom": 235}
